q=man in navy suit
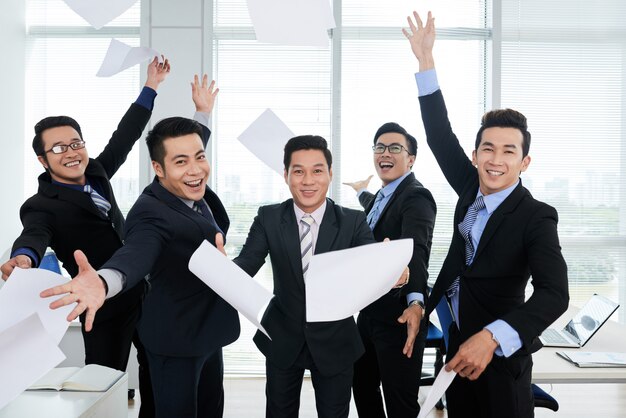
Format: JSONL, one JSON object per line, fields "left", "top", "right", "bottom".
{"left": 403, "top": 11, "right": 568, "bottom": 418}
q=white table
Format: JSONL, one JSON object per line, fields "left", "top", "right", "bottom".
{"left": 532, "top": 307, "right": 626, "bottom": 384}
{"left": 0, "top": 372, "right": 128, "bottom": 418}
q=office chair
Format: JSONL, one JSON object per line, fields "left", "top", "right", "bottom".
{"left": 39, "top": 251, "right": 62, "bottom": 274}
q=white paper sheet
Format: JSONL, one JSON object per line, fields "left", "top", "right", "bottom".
{"left": 417, "top": 368, "right": 457, "bottom": 418}
{"left": 246, "top": 0, "right": 335, "bottom": 47}
{"left": 305, "top": 239, "right": 413, "bottom": 322}
{"left": 0, "top": 313, "right": 66, "bottom": 410}
{"left": 237, "top": 109, "right": 295, "bottom": 175}
{"left": 63, "top": 0, "right": 139, "bottom": 30}
{"left": 0, "top": 268, "right": 75, "bottom": 344}
{"left": 188, "top": 241, "right": 273, "bottom": 338}
{"left": 96, "top": 39, "right": 161, "bottom": 77}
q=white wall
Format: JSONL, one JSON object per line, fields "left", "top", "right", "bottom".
{"left": 0, "top": 0, "right": 26, "bottom": 257}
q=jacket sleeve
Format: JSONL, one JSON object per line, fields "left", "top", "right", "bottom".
{"left": 233, "top": 207, "right": 270, "bottom": 277}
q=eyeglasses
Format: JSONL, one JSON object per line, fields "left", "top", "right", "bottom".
{"left": 372, "top": 143, "right": 411, "bottom": 154}
{"left": 45, "top": 140, "right": 86, "bottom": 155}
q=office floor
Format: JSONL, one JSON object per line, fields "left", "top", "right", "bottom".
{"left": 128, "top": 379, "right": 626, "bottom": 417}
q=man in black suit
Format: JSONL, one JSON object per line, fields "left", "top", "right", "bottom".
{"left": 403, "top": 12, "right": 568, "bottom": 417}
{"left": 230, "top": 135, "right": 398, "bottom": 418}
{"left": 344, "top": 122, "right": 436, "bottom": 418}
{"left": 2, "top": 57, "right": 171, "bottom": 417}
{"left": 44, "top": 114, "right": 240, "bottom": 418}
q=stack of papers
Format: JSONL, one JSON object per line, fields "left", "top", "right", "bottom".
{"left": 557, "top": 351, "right": 626, "bottom": 368}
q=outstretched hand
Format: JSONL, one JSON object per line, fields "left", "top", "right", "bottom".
{"left": 192, "top": 74, "right": 219, "bottom": 114}
{"left": 145, "top": 55, "right": 171, "bottom": 90}
{"left": 342, "top": 175, "right": 374, "bottom": 193}
{"left": 40, "top": 250, "right": 106, "bottom": 332}
{"left": 397, "top": 303, "right": 424, "bottom": 358}
{"left": 402, "top": 11, "right": 436, "bottom": 71}
{"left": 445, "top": 329, "right": 498, "bottom": 380}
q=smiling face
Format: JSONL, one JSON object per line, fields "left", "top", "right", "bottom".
{"left": 374, "top": 132, "right": 415, "bottom": 186}
{"left": 472, "top": 126, "right": 531, "bottom": 195}
{"left": 152, "top": 133, "right": 209, "bottom": 201}
{"left": 284, "top": 149, "right": 332, "bottom": 213}
{"left": 37, "top": 126, "right": 89, "bottom": 185}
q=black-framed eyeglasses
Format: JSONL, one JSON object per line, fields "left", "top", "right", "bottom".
{"left": 45, "top": 140, "right": 86, "bottom": 155}
{"left": 372, "top": 143, "right": 410, "bottom": 155}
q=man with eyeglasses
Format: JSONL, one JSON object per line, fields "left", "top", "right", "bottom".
{"left": 344, "top": 122, "right": 436, "bottom": 418}
{"left": 0, "top": 57, "right": 178, "bottom": 418}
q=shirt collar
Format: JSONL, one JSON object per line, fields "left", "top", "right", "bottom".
{"left": 293, "top": 199, "right": 327, "bottom": 225}
{"left": 179, "top": 197, "right": 195, "bottom": 209}
{"left": 478, "top": 180, "right": 519, "bottom": 214}
{"left": 52, "top": 178, "right": 89, "bottom": 192}
{"left": 380, "top": 171, "right": 411, "bottom": 198}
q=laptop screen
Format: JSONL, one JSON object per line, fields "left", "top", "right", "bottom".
{"left": 564, "top": 294, "right": 619, "bottom": 345}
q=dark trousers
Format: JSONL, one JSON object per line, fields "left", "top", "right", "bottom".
{"left": 353, "top": 312, "right": 426, "bottom": 418}
{"left": 445, "top": 324, "right": 534, "bottom": 418}
{"left": 145, "top": 348, "right": 224, "bottom": 418}
{"left": 265, "top": 344, "right": 353, "bottom": 418}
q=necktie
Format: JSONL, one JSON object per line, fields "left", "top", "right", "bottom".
{"left": 447, "top": 195, "right": 486, "bottom": 298}
{"left": 194, "top": 200, "right": 224, "bottom": 236}
{"left": 300, "top": 214, "right": 314, "bottom": 279}
{"left": 366, "top": 190, "right": 385, "bottom": 229}
{"left": 84, "top": 184, "right": 111, "bottom": 217}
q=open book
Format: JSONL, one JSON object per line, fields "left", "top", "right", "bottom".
{"left": 557, "top": 352, "right": 626, "bottom": 368}
{"left": 27, "top": 364, "right": 124, "bottom": 392}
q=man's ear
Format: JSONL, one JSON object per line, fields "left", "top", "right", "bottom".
{"left": 152, "top": 160, "right": 165, "bottom": 178}
{"left": 520, "top": 155, "right": 531, "bottom": 173}
{"left": 284, "top": 168, "right": 289, "bottom": 185}
{"left": 471, "top": 150, "right": 478, "bottom": 167}
{"left": 37, "top": 155, "right": 48, "bottom": 170}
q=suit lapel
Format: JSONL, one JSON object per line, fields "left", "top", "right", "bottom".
{"left": 372, "top": 173, "right": 415, "bottom": 232}
{"left": 315, "top": 199, "right": 338, "bottom": 255}
{"left": 280, "top": 202, "right": 306, "bottom": 290}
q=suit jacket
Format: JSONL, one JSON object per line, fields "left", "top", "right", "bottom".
{"left": 13, "top": 102, "right": 152, "bottom": 323}
{"left": 233, "top": 198, "right": 376, "bottom": 375}
{"left": 420, "top": 89, "right": 569, "bottom": 354}
{"left": 102, "top": 178, "right": 240, "bottom": 357}
{"left": 358, "top": 173, "right": 436, "bottom": 324}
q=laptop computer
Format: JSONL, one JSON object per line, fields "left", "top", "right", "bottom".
{"left": 539, "top": 294, "right": 619, "bottom": 348}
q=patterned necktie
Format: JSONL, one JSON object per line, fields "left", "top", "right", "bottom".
{"left": 84, "top": 184, "right": 111, "bottom": 217}
{"left": 447, "top": 195, "right": 486, "bottom": 298}
{"left": 366, "top": 190, "right": 385, "bottom": 229}
{"left": 194, "top": 200, "right": 224, "bottom": 236}
{"left": 300, "top": 214, "right": 314, "bottom": 279}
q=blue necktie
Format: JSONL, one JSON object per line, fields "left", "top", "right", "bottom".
{"left": 84, "top": 184, "right": 111, "bottom": 217}
{"left": 366, "top": 191, "right": 385, "bottom": 229}
{"left": 447, "top": 195, "right": 486, "bottom": 298}
{"left": 194, "top": 200, "right": 224, "bottom": 236}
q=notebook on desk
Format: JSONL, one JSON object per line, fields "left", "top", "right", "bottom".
{"left": 539, "top": 294, "right": 619, "bottom": 348}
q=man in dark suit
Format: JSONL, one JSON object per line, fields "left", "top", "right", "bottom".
{"left": 44, "top": 114, "right": 240, "bottom": 418}
{"left": 230, "top": 135, "right": 387, "bottom": 418}
{"left": 344, "top": 122, "right": 436, "bottom": 418}
{"left": 403, "top": 12, "right": 568, "bottom": 418}
{"left": 1, "top": 57, "right": 171, "bottom": 417}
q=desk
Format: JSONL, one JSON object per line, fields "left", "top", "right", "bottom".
{"left": 0, "top": 372, "right": 128, "bottom": 418}
{"left": 532, "top": 307, "right": 626, "bottom": 384}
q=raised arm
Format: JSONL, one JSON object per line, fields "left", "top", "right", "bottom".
{"left": 403, "top": 11, "right": 436, "bottom": 72}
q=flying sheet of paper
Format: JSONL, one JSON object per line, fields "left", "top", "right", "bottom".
{"left": 0, "top": 313, "right": 66, "bottom": 410}
{"left": 188, "top": 241, "right": 273, "bottom": 338}
{"left": 96, "top": 39, "right": 161, "bottom": 77}
{"left": 417, "top": 368, "right": 457, "bottom": 418}
{"left": 246, "top": 0, "right": 335, "bottom": 47}
{"left": 305, "top": 239, "right": 413, "bottom": 322}
{"left": 63, "top": 0, "right": 139, "bottom": 30}
{"left": 237, "top": 109, "right": 295, "bottom": 175}
{"left": 0, "top": 268, "right": 75, "bottom": 344}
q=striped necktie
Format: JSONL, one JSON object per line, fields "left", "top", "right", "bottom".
{"left": 300, "top": 214, "right": 314, "bottom": 279}
{"left": 84, "top": 184, "right": 111, "bottom": 217}
{"left": 447, "top": 195, "right": 486, "bottom": 298}
{"left": 366, "top": 190, "right": 386, "bottom": 229}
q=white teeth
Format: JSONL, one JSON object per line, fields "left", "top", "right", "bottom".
{"left": 380, "top": 163, "right": 393, "bottom": 168}
{"left": 487, "top": 170, "right": 503, "bottom": 176}
{"left": 185, "top": 180, "right": 202, "bottom": 187}
{"left": 64, "top": 161, "right": 80, "bottom": 167}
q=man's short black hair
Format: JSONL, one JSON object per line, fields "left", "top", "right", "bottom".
{"left": 32, "top": 116, "right": 83, "bottom": 156}
{"left": 373, "top": 122, "right": 417, "bottom": 155}
{"left": 146, "top": 117, "right": 204, "bottom": 168}
{"left": 283, "top": 135, "right": 333, "bottom": 170}
{"left": 475, "top": 109, "right": 531, "bottom": 157}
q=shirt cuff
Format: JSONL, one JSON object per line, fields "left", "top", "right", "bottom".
{"left": 406, "top": 292, "right": 425, "bottom": 306}
{"left": 414, "top": 68, "right": 440, "bottom": 97}
{"left": 135, "top": 86, "right": 158, "bottom": 111}
{"left": 485, "top": 320, "right": 523, "bottom": 358}
{"left": 97, "top": 268, "right": 126, "bottom": 299}
{"left": 193, "top": 111, "right": 211, "bottom": 128}
{"left": 11, "top": 248, "right": 39, "bottom": 267}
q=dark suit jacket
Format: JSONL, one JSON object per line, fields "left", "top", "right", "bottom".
{"left": 358, "top": 173, "right": 436, "bottom": 324}
{"left": 420, "top": 89, "right": 569, "bottom": 354}
{"left": 13, "top": 102, "right": 152, "bottom": 322}
{"left": 233, "top": 198, "right": 376, "bottom": 375}
{"left": 103, "top": 178, "right": 240, "bottom": 357}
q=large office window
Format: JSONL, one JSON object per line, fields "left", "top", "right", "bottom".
{"left": 24, "top": 0, "right": 141, "bottom": 212}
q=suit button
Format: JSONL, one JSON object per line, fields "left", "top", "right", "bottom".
{"left": 112, "top": 223, "right": 116, "bottom": 228}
